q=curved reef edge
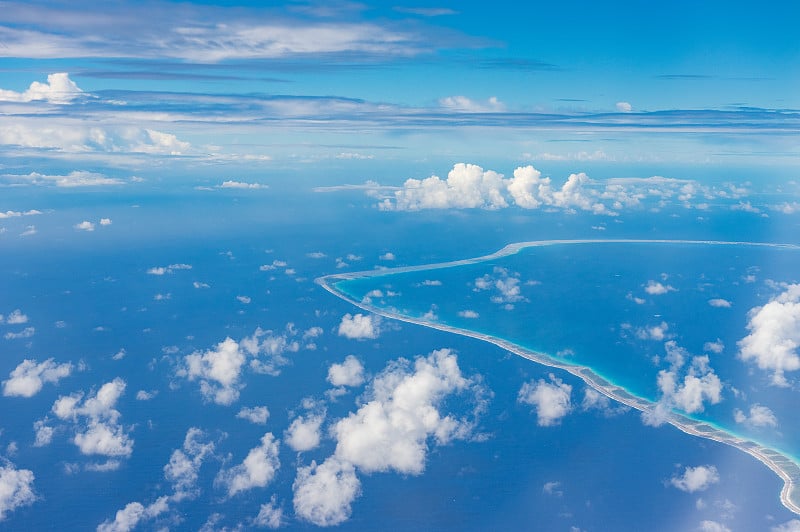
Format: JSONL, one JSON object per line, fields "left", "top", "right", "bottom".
{"left": 317, "top": 239, "right": 800, "bottom": 516}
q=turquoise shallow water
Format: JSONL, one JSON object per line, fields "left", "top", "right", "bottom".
{"left": 335, "top": 241, "right": 800, "bottom": 458}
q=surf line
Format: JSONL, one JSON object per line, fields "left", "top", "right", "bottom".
{"left": 316, "top": 239, "right": 800, "bottom": 516}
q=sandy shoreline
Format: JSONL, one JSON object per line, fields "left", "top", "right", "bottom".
{"left": 316, "top": 239, "right": 800, "bottom": 515}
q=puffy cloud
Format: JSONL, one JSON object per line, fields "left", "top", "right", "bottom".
{"left": 0, "top": 462, "right": 36, "bottom": 521}
{"left": 3, "top": 358, "right": 73, "bottom": 397}
{"left": 236, "top": 295, "right": 252, "bottom": 304}
{"left": 0, "top": 73, "right": 83, "bottom": 104}
{"left": 96, "top": 497, "right": 168, "bottom": 532}
{"left": 237, "top": 406, "right": 270, "bottom": 425}
{"left": 669, "top": 465, "right": 720, "bottom": 493}
{"left": 285, "top": 412, "right": 325, "bottom": 452}
{"left": 473, "top": 267, "right": 526, "bottom": 307}
{"left": 74, "top": 221, "right": 95, "bottom": 231}
{"left": 215, "top": 433, "right": 280, "bottom": 498}
{"left": 164, "top": 428, "right": 216, "bottom": 500}
{"left": 738, "top": 283, "right": 800, "bottom": 386}
{"left": 636, "top": 321, "right": 670, "bottom": 341}
{"left": 294, "top": 349, "right": 482, "bottom": 526}
{"left": 616, "top": 101, "right": 633, "bottom": 112}
{"left": 327, "top": 356, "right": 364, "bottom": 387}
{"left": 703, "top": 339, "right": 724, "bottom": 354}
{"left": 135, "top": 390, "right": 156, "bottom": 401}
{"left": 33, "top": 420, "right": 54, "bottom": 447}
{"left": 656, "top": 345, "right": 722, "bottom": 415}
{"left": 645, "top": 280, "right": 676, "bottom": 295}
{"left": 379, "top": 252, "right": 396, "bottom": 261}
{"left": 240, "top": 326, "right": 297, "bottom": 376}
{"left": 99, "top": 218, "right": 112, "bottom": 226}
{"left": 337, "top": 313, "right": 380, "bottom": 340}
{"left": 733, "top": 404, "right": 778, "bottom": 428}
{"left": 181, "top": 337, "right": 246, "bottom": 405}
{"left": 146, "top": 263, "right": 192, "bottom": 275}
{"left": 5, "top": 310, "right": 28, "bottom": 324}
{"left": 581, "top": 388, "right": 628, "bottom": 417}
{"left": 252, "top": 495, "right": 283, "bottom": 529}
{"left": 708, "top": 298, "right": 732, "bottom": 308}
{"left": 0, "top": 210, "right": 41, "bottom": 219}
{"left": 518, "top": 374, "right": 572, "bottom": 426}
{"left": 458, "top": 310, "right": 479, "bottom": 318}
{"left": 385, "top": 163, "right": 509, "bottom": 210}
{"left": 293, "top": 457, "right": 361, "bottom": 527}
{"left": 50, "top": 378, "right": 133, "bottom": 458}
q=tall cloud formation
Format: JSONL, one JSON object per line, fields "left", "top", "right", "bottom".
{"left": 738, "top": 283, "right": 800, "bottom": 386}
{"left": 377, "top": 163, "right": 748, "bottom": 214}
{"left": 293, "top": 348, "right": 483, "bottom": 526}
{"left": 0, "top": 73, "right": 84, "bottom": 104}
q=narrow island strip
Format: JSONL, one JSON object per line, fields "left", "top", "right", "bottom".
{"left": 316, "top": 239, "right": 800, "bottom": 516}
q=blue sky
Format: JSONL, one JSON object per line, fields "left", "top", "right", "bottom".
{"left": 1, "top": 0, "right": 799, "bottom": 174}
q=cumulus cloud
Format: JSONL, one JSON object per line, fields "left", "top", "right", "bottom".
{"left": 327, "top": 355, "right": 365, "bottom": 387}
{"left": 293, "top": 349, "right": 483, "bottom": 526}
{"left": 51, "top": 377, "right": 134, "bottom": 458}
{"left": 164, "top": 428, "right": 216, "bottom": 500}
{"left": 96, "top": 498, "right": 168, "bottom": 532}
{"left": 293, "top": 457, "right": 361, "bottom": 527}
{"left": 337, "top": 313, "right": 380, "bottom": 340}
{"left": 241, "top": 326, "right": 298, "bottom": 376}
{"left": 616, "top": 101, "right": 633, "bottom": 112}
{"left": 733, "top": 404, "right": 778, "bottom": 428}
{"left": 645, "top": 280, "right": 676, "bottom": 295}
{"left": 458, "top": 310, "right": 480, "bottom": 318}
{"left": 0, "top": 73, "right": 84, "bottom": 104}
{"left": 669, "top": 465, "right": 720, "bottom": 493}
{"left": 285, "top": 412, "right": 325, "bottom": 452}
{"left": 0, "top": 210, "right": 41, "bottom": 219}
{"left": 181, "top": 337, "right": 246, "bottom": 405}
{"left": 384, "top": 163, "right": 509, "bottom": 210}
{"left": 5, "top": 309, "right": 28, "bottom": 324}
{"left": 518, "top": 374, "right": 572, "bottom": 426}
{"left": 772, "top": 520, "right": 800, "bottom": 532}
{"left": 699, "top": 521, "right": 731, "bottom": 532}
{"left": 636, "top": 321, "right": 670, "bottom": 341}
{"left": 738, "top": 283, "right": 800, "bottom": 386}
{"left": 215, "top": 433, "right": 280, "bottom": 498}
{"left": 237, "top": 406, "right": 270, "bottom": 425}
{"left": 74, "top": 221, "right": 95, "bottom": 231}
{"left": 474, "top": 267, "right": 526, "bottom": 307}
{"left": 0, "top": 462, "right": 36, "bottom": 521}
{"left": 2, "top": 171, "right": 125, "bottom": 187}
{"left": 4, "top": 327, "right": 35, "bottom": 340}
{"left": 252, "top": 495, "right": 283, "bottom": 529}
{"left": 99, "top": 218, "right": 112, "bottom": 226}
{"left": 3, "top": 358, "right": 73, "bottom": 397}
{"left": 657, "top": 344, "right": 722, "bottom": 415}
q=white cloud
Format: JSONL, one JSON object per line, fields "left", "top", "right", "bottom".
{"left": 458, "top": 310, "right": 480, "bottom": 319}
{"left": 2, "top": 171, "right": 124, "bottom": 187}
{"left": 164, "top": 428, "right": 216, "bottom": 501}
{"left": 293, "top": 457, "right": 361, "bottom": 527}
{"left": 193, "top": 281, "right": 210, "bottom": 289}
{"left": 306, "top": 252, "right": 326, "bottom": 259}
{"left": 240, "top": 326, "right": 298, "bottom": 376}
{"left": 294, "top": 349, "right": 482, "bottom": 526}
{"left": 616, "top": 101, "right": 632, "bottom": 112}
{"left": 236, "top": 295, "right": 251, "bottom": 304}
{"left": 219, "top": 180, "right": 268, "bottom": 189}
{"left": 252, "top": 495, "right": 283, "bottom": 529}
{"left": 20, "top": 226, "right": 36, "bottom": 237}
{"left": 181, "top": 337, "right": 246, "bottom": 405}
{"left": 636, "top": 321, "right": 670, "bottom": 341}
{"left": 0, "top": 73, "right": 83, "bottom": 104}
{"left": 384, "top": 163, "right": 509, "bottom": 210}
{"left": 327, "top": 355, "right": 365, "bottom": 387}
{"left": 4, "top": 327, "right": 35, "bottom": 340}
{"left": 3, "top": 358, "right": 73, "bottom": 397}
{"left": 708, "top": 298, "right": 732, "bottom": 308}
{"left": 473, "top": 267, "right": 526, "bottom": 306}
{"left": 51, "top": 378, "right": 134, "bottom": 458}
{"left": 733, "top": 403, "right": 778, "bottom": 428}
{"left": 33, "top": 420, "right": 54, "bottom": 447}
{"left": 75, "top": 221, "right": 95, "bottom": 231}
{"left": 379, "top": 252, "right": 395, "bottom": 261}
{"left": 96, "top": 497, "right": 169, "bottom": 532}
{"left": 147, "top": 263, "right": 192, "bottom": 275}
{"left": 772, "top": 520, "right": 800, "bottom": 532}
{"left": 656, "top": 345, "right": 722, "bottom": 415}
{"left": 5, "top": 309, "right": 28, "bottom": 325}
{"left": 337, "top": 313, "right": 379, "bottom": 340}
{"left": 518, "top": 374, "right": 572, "bottom": 426}
{"left": 285, "top": 413, "right": 325, "bottom": 452}
{"left": 215, "top": 433, "right": 280, "bottom": 498}
{"left": 699, "top": 521, "right": 731, "bottom": 532}
{"left": 0, "top": 462, "right": 36, "bottom": 521}
{"left": 237, "top": 406, "right": 270, "bottom": 425}
{"left": 738, "top": 283, "right": 800, "bottom": 386}
{"left": 645, "top": 280, "right": 676, "bottom": 295}
{"left": 135, "top": 390, "right": 156, "bottom": 401}
{"left": 703, "top": 339, "right": 724, "bottom": 354}
{"left": 669, "top": 465, "right": 719, "bottom": 493}
{"left": 0, "top": 209, "right": 41, "bottom": 219}
{"left": 439, "top": 95, "right": 505, "bottom": 113}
